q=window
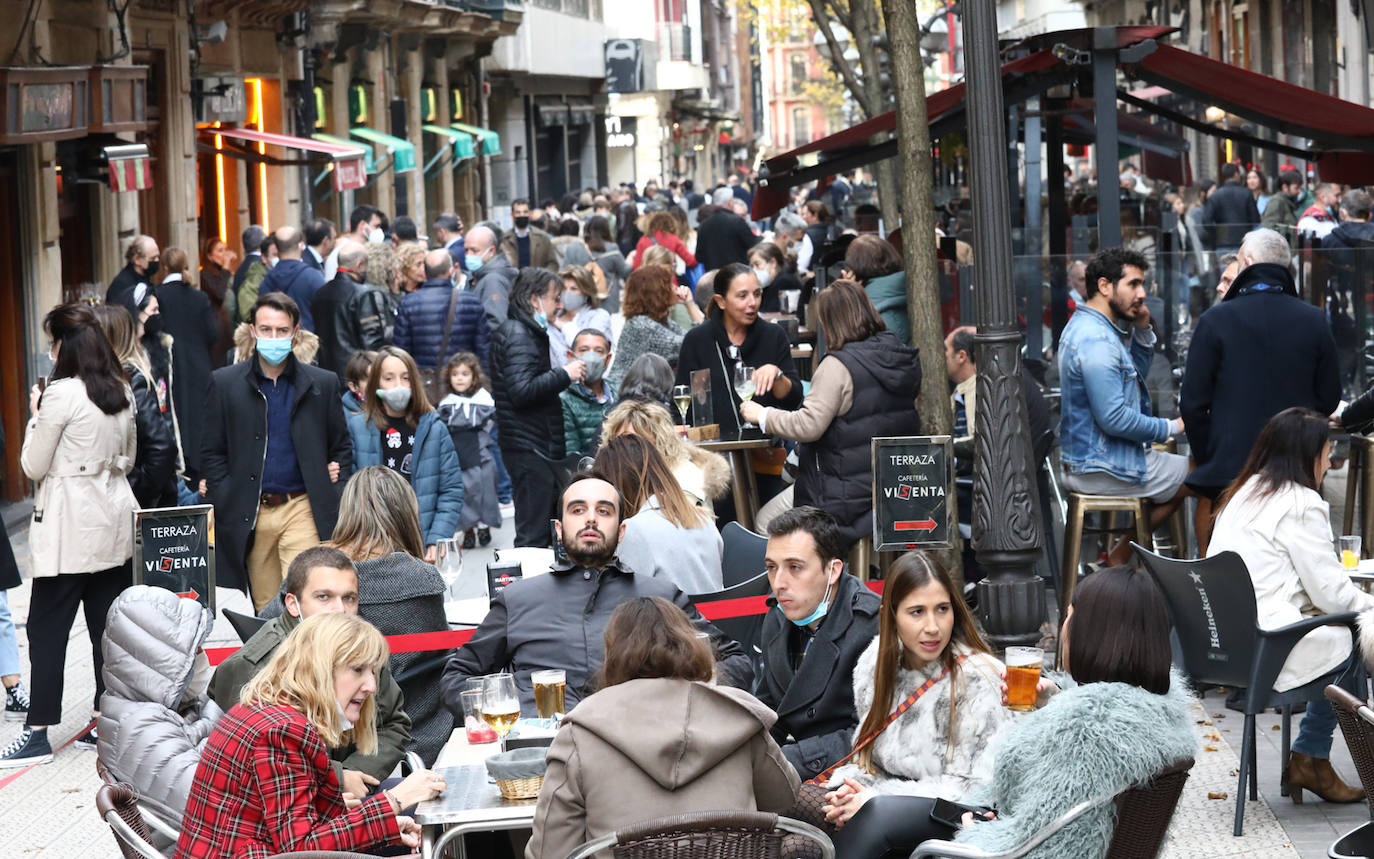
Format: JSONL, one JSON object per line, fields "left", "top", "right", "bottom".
{"left": 790, "top": 54, "right": 807, "bottom": 96}
{"left": 792, "top": 107, "right": 810, "bottom": 146}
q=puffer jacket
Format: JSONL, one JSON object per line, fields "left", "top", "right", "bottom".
{"left": 346, "top": 409, "right": 463, "bottom": 548}
{"left": 560, "top": 380, "right": 617, "bottom": 458}
{"left": 863, "top": 271, "right": 910, "bottom": 345}
{"left": 98, "top": 586, "right": 224, "bottom": 818}
{"left": 126, "top": 365, "right": 179, "bottom": 508}
{"left": 393, "top": 277, "right": 490, "bottom": 371}
{"left": 491, "top": 312, "right": 571, "bottom": 459}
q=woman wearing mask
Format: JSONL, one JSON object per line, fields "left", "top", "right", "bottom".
{"left": 748, "top": 241, "right": 800, "bottom": 314}
{"left": 586, "top": 215, "right": 631, "bottom": 313}
{"left": 607, "top": 266, "right": 693, "bottom": 390}
{"left": 525, "top": 597, "right": 799, "bottom": 859}
{"left": 115, "top": 283, "right": 184, "bottom": 480}
{"left": 346, "top": 346, "right": 463, "bottom": 564}
{"left": 391, "top": 242, "right": 428, "bottom": 334}
{"left": 548, "top": 266, "right": 613, "bottom": 366}
{"left": 175, "top": 613, "right": 446, "bottom": 858}
{"left": 0, "top": 304, "right": 137, "bottom": 767}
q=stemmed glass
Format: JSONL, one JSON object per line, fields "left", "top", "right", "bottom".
{"left": 672, "top": 384, "right": 691, "bottom": 425}
{"left": 734, "top": 364, "right": 758, "bottom": 430}
{"left": 481, "top": 673, "right": 520, "bottom": 752}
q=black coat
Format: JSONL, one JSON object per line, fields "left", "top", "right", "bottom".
{"left": 313, "top": 273, "right": 389, "bottom": 379}
{"left": 1201, "top": 180, "right": 1261, "bottom": 250}
{"left": 156, "top": 280, "right": 219, "bottom": 478}
{"left": 491, "top": 312, "right": 571, "bottom": 459}
{"left": 1181, "top": 262, "right": 1341, "bottom": 490}
{"left": 696, "top": 210, "right": 759, "bottom": 271}
{"left": 106, "top": 263, "right": 147, "bottom": 305}
{"left": 674, "top": 317, "right": 803, "bottom": 434}
{"left": 126, "top": 366, "right": 178, "bottom": 508}
{"left": 756, "top": 573, "right": 880, "bottom": 780}
{"left": 200, "top": 355, "right": 353, "bottom": 591}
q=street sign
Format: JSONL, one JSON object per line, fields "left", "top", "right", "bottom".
{"left": 871, "top": 436, "right": 955, "bottom": 551}
{"left": 132, "top": 504, "right": 216, "bottom": 613}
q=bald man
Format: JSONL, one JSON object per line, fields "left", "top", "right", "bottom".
{"left": 462, "top": 224, "right": 516, "bottom": 329}
{"left": 394, "top": 247, "right": 491, "bottom": 373}
{"left": 107, "top": 235, "right": 161, "bottom": 305}
{"left": 312, "top": 240, "right": 388, "bottom": 379}
{"left": 259, "top": 225, "right": 327, "bottom": 331}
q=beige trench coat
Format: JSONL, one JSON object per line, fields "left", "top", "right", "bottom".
{"left": 21, "top": 377, "right": 138, "bottom": 578}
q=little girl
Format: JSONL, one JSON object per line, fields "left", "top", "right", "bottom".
{"left": 437, "top": 353, "right": 501, "bottom": 547}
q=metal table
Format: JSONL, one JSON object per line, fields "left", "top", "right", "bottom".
{"left": 415, "top": 763, "right": 537, "bottom": 859}
{"left": 697, "top": 431, "right": 774, "bottom": 530}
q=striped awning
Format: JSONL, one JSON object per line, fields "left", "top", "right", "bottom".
{"left": 105, "top": 144, "right": 151, "bottom": 193}
{"left": 200, "top": 126, "right": 368, "bottom": 191}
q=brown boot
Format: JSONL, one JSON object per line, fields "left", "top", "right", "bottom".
{"left": 1284, "top": 751, "right": 1366, "bottom": 803}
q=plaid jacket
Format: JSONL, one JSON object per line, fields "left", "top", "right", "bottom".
{"left": 174, "top": 703, "right": 398, "bottom": 859}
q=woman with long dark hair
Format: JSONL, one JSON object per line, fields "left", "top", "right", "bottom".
{"left": 820, "top": 552, "right": 1007, "bottom": 858}
{"left": 0, "top": 304, "right": 138, "bottom": 767}
{"left": 585, "top": 215, "right": 630, "bottom": 313}
{"left": 1209, "top": 406, "right": 1372, "bottom": 802}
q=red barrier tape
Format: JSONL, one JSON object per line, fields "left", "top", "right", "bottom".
{"left": 206, "top": 580, "right": 886, "bottom": 667}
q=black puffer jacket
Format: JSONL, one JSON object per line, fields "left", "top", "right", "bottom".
{"left": 490, "top": 311, "right": 571, "bottom": 459}
{"left": 126, "top": 365, "right": 178, "bottom": 508}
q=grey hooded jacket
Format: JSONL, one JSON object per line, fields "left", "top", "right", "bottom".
{"left": 97, "top": 586, "right": 224, "bottom": 818}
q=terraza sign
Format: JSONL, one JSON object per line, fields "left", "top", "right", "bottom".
{"left": 871, "top": 436, "right": 954, "bottom": 550}
{"left": 133, "top": 504, "right": 216, "bottom": 612}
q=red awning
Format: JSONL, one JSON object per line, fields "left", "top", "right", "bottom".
{"left": 199, "top": 127, "right": 369, "bottom": 192}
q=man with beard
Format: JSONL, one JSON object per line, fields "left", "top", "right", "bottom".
{"left": 439, "top": 473, "right": 753, "bottom": 717}
{"left": 1058, "top": 247, "right": 1189, "bottom": 566}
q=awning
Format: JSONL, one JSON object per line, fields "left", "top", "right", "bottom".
{"left": 423, "top": 124, "right": 476, "bottom": 160}
{"left": 199, "top": 126, "right": 368, "bottom": 192}
{"left": 452, "top": 122, "right": 501, "bottom": 155}
{"left": 314, "top": 132, "right": 376, "bottom": 173}
{"left": 349, "top": 126, "right": 417, "bottom": 174}
{"left": 104, "top": 144, "right": 152, "bottom": 193}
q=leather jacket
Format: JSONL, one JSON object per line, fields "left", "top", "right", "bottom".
{"left": 313, "top": 273, "right": 389, "bottom": 379}
{"left": 126, "top": 365, "right": 178, "bottom": 507}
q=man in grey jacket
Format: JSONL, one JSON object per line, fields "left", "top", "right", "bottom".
{"left": 440, "top": 473, "right": 753, "bottom": 717}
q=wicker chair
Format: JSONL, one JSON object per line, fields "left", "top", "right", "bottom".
{"left": 1325, "top": 685, "right": 1374, "bottom": 858}
{"left": 562, "top": 810, "right": 834, "bottom": 859}
{"left": 910, "top": 757, "right": 1193, "bottom": 859}
{"left": 96, "top": 783, "right": 166, "bottom": 859}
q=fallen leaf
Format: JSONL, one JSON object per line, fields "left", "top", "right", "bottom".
{"left": 61, "top": 788, "right": 79, "bottom": 794}
{"left": 1208, "top": 733, "right": 1222, "bottom": 741}
{"left": 1208, "top": 792, "right": 1228, "bottom": 800}
{"left": 1205, "top": 745, "right": 1219, "bottom": 752}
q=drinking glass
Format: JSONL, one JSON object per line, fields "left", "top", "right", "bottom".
{"left": 1004, "top": 646, "right": 1044, "bottom": 712}
{"left": 531, "top": 669, "right": 567, "bottom": 719}
{"left": 672, "top": 385, "right": 691, "bottom": 425}
{"left": 460, "top": 689, "right": 497, "bottom": 744}
{"left": 733, "top": 364, "right": 757, "bottom": 429}
{"left": 481, "top": 673, "right": 520, "bottom": 751}
{"left": 1341, "top": 535, "right": 1362, "bottom": 570}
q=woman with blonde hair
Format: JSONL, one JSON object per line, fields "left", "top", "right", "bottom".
{"left": 174, "top": 612, "right": 446, "bottom": 858}
{"left": 390, "top": 242, "right": 427, "bottom": 334}
{"left": 346, "top": 346, "right": 463, "bottom": 563}
{"left": 601, "top": 398, "right": 729, "bottom": 511}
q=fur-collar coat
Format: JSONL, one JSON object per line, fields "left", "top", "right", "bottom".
{"left": 830, "top": 637, "right": 1008, "bottom": 799}
{"left": 231, "top": 322, "right": 320, "bottom": 365}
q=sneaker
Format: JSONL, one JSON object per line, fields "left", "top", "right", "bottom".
{"left": 0, "top": 727, "right": 53, "bottom": 768}
{"left": 72, "top": 724, "right": 98, "bottom": 751}
{"left": 462, "top": 529, "right": 476, "bottom": 550}
{"left": 4, "top": 682, "right": 28, "bottom": 722}
{"left": 477, "top": 527, "right": 492, "bottom": 547}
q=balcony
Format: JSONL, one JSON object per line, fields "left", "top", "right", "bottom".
{"left": 524, "top": 0, "right": 601, "bottom": 18}
{"left": 658, "top": 22, "right": 693, "bottom": 63}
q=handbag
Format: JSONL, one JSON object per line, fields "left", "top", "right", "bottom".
{"left": 420, "top": 286, "right": 461, "bottom": 405}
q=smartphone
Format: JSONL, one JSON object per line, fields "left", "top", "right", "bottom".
{"left": 550, "top": 519, "right": 569, "bottom": 565}
{"left": 929, "top": 797, "right": 994, "bottom": 830}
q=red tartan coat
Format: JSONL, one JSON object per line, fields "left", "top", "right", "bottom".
{"left": 174, "top": 702, "right": 399, "bottom": 859}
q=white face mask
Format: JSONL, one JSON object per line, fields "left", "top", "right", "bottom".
{"left": 366, "top": 226, "right": 385, "bottom": 244}
{"left": 753, "top": 266, "right": 774, "bottom": 288}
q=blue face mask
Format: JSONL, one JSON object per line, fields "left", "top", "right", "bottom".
{"left": 533, "top": 311, "right": 548, "bottom": 329}
{"left": 790, "top": 571, "right": 836, "bottom": 627}
{"left": 465, "top": 253, "right": 485, "bottom": 272}
{"left": 256, "top": 336, "right": 293, "bottom": 366}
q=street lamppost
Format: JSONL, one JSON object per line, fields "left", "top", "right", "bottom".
{"left": 962, "top": 0, "right": 1047, "bottom": 647}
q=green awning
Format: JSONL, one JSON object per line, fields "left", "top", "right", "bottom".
{"left": 350, "top": 126, "right": 417, "bottom": 173}
{"left": 451, "top": 121, "right": 501, "bottom": 156}
{"left": 423, "top": 124, "right": 476, "bottom": 160}
{"left": 313, "top": 132, "right": 375, "bottom": 172}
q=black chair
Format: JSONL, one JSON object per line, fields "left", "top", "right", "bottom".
{"left": 721, "top": 521, "right": 767, "bottom": 589}
{"left": 222, "top": 607, "right": 267, "bottom": 643}
{"left": 690, "top": 571, "right": 773, "bottom": 681}
{"left": 1131, "top": 544, "right": 1363, "bottom": 836}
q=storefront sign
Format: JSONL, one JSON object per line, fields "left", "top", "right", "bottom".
{"left": 871, "top": 436, "right": 955, "bottom": 550}
{"left": 605, "top": 39, "right": 647, "bottom": 93}
{"left": 333, "top": 156, "right": 368, "bottom": 192}
{"left": 22, "top": 84, "right": 73, "bottom": 132}
{"left": 605, "top": 115, "right": 636, "bottom": 148}
{"left": 133, "top": 504, "right": 216, "bottom": 613}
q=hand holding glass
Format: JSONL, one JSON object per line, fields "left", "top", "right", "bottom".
{"left": 734, "top": 365, "right": 757, "bottom": 428}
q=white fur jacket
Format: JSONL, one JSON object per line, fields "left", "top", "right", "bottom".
{"left": 830, "top": 636, "right": 1009, "bottom": 799}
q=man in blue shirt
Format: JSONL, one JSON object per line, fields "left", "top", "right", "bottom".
{"left": 1058, "top": 247, "right": 1189, "bottom": 565}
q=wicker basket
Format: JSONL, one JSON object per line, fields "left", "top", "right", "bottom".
{"left": 494, "top": 774, "right": 544, "bottom": 800}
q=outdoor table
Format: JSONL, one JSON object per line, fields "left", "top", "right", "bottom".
{"left": 697, "top": 430, "right": 774, "bottom": 530}
{"left": 415, "top": 759, "right": 536, "bottom": 859}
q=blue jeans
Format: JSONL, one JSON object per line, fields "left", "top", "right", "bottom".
{"left": 0, "top": 590, "right": 19, "bottom": 677}
{"left": 490, "top": 425, "right": 513, "bottom": 504}
{"left": 1292, "top": 697, "right": 1339, "bottom": 758}
{"left": 177, "top": 478, "right": 200, "bottom": 507}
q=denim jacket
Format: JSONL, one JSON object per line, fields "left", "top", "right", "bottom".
{"left": 1058, "top": 304, "right": 1171, "bottom": 481}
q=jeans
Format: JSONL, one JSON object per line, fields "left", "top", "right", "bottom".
{"left": 490, "top": 423, "right": 513, "bottom": 504}
{"left": 0, "top": 590, "right": 20, "bottom": 677}
{"left": 176, "top": 478, "right": 200, "bottom": 507}
{"left": 1292, "top": 697, "right": 1339, "bottom": 758}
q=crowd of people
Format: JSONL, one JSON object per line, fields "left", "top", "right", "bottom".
{"left": 1, "top": 161, "right": 1372, "bottom": 859}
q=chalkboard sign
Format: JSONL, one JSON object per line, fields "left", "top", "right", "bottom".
{"left": 132, "top": 504, "right": 216, "bottom": 613}
{"left": 871, "top": 436, "right": 955, "bottom": 551}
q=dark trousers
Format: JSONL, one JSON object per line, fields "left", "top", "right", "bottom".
{"left": 503, "top": 449, "right": 560, "bottom": 548}
{"left": 832, "top": 795, "right": 957, "bottom": 859}
{"left": 27, "top": 560, "right": 131, "bottom": 726}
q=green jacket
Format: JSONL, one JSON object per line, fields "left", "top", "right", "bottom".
{"left": 864, "top": 271, "right": 910, "bottom": 346}
{"left": 208, "top": 611, "right": 412, "bottom": 781}
{"left": 1261, "top": 192, "right": 1298, "bottom": 244}
{"left": 561, "top": 380, "right": 616, "bottom": 457}
{"left": 235, "top": 257, "right": 269, "bottom": 323}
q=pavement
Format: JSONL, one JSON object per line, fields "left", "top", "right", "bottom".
{"left": 0, "top": 488, "right": 1367, "bottom": 857}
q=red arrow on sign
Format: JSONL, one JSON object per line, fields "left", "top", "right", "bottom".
{"left": 894, "top": 520, "right": 937, "bottom": 532}
{"left": 176, "top": 588, "right": 200, "bottom": 601}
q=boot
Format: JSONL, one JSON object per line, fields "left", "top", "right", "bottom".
{"left": 1284, "top": 751, "right": 1366, "bottom": 803}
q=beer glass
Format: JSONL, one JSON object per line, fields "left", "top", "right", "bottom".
{"left": 481, "top": 673, "right": 520, "bottom": 751}
{"left": 531, "top": 669, "right": 567, "bottom": 719}
{"left": 1004, "top": 646, "right": 1044, "bottom": 712}
{"left": 1340, "top": 535, "right": 1362, "bottom": 570}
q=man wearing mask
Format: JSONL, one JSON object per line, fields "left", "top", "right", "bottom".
{"left": 439, "top": 474, "right": 753, "bottom": 716}
{"left": 757, "top": 507, "right": 879, "bottom": 781}
{"left": 201, "top": 292, "right": 352, "bottom": 612}
{"left": 394, "top": 248, "right": 490, "bottom": 379}
{"left": 559, "top": 329, "right": 615, "bottom": 457}
{"left": 325, "top": 205, "right": 384, "bottom": 281}
{"left": 312, "top": 240, "right": 389, "bottom": 379}
{"left": 462, "top": 224, "right": 517, "bottom": 329}
{"left": 107, "top": 235, "right": 160, "bottom": 305}
{"left": 500, "top": 199, "right": 558, "bottom": 271}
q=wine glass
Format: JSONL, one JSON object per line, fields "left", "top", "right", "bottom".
{"left": 734, "top": 364, "right": 758, "bottom": 430}
{"left": 672, "top": 384, "right": 691, "bottom": 425}
{"left": 481, "top": 673, "right": 520, "bottom": 752}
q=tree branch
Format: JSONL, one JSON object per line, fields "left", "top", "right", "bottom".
{"left": 806, "top": 0, "right": 872, "bottom": 116}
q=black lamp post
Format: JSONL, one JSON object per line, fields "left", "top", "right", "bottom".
{"left": 963, "top": 0, "right": 1047, "bottom": 647}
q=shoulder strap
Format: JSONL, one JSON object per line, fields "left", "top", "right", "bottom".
{"left": 438, "top": 286, "right": 461, "bottom": 367}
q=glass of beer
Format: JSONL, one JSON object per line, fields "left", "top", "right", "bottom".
{"left": 1004, "top": 646, "right": 1044, "bottom": 712}
{"left": 531, "top": 669, "right": 567, "bottom": 719}
{"left": 1341, "top": 535, "right": 1362, "bottom": 570}
{"left": 481, "top": 673, "right": 521, "bottom": 751}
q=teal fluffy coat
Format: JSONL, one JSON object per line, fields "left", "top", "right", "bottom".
{"left": 955, "top": 671, "right": 1198, "bottom": 858}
